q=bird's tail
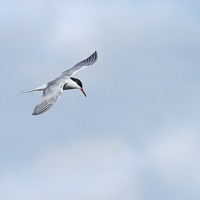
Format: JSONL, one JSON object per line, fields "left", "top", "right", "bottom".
{"left": 18, "top": 84, "right": 47, "bottom": 95}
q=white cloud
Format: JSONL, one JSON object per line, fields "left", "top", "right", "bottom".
{"left": 1, "top": 130, "right": 199, "bottom": 200}
{"left": 0, "top": 136, "right": 138, "bottom": 200}
{"left": 138, "top": 128, "right": 200, "bottom": 200}
{"left": 149, "top": 129, "right": 199, "bottom": 178}
{"left": 33, "top": 136, "right": 137, "bottom": 200}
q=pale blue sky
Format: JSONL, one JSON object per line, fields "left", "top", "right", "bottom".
{"left": 1, "top": 1, "right": 200, "bottom": 200}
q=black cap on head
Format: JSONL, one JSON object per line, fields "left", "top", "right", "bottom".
{"left": 70, "top": 77, "right": 83, "bottom": 88}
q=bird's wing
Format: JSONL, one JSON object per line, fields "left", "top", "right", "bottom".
{"left": 32, "top": 81, "right": 65, "bottom": 115}
{"left": 61, "top": 51, "right": 98, "bottom": 77}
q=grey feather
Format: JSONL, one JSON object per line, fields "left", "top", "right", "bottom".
{"left": 32, "top": 82, "right": 64, "bottom": 115}
{"left": 61, "top": 51, "right": 98, "bottom": 76}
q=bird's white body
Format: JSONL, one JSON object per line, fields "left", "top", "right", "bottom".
{"left": 20, "top": 51, "right": 98, "bottom": 115}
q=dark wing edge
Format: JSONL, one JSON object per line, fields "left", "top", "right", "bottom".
{"left": 76, "top": 51, "right": 98, "bottom": 67}
{"left": 61, "top": 51, "right": 98, "bottom": 76}
{"left": 32, "top": 99, "right": 54, "bottom": 115}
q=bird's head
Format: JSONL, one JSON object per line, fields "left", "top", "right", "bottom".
{"left": 70, "top": 77, "right": 87, "bottom": 97}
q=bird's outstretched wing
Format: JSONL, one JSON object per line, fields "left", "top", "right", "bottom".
{"left": 32, "top": 82, "right": 64, "bottom": 115}
{"left": 61, "top": 51, "right": 98, "bottom": 77}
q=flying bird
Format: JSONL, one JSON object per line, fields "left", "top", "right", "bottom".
{"left": 20, "top": 51, "right": 98, "bottom": 115}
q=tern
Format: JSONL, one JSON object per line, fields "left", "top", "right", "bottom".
{"left": 20, "top": 51, "right": 98, "bottom": 115}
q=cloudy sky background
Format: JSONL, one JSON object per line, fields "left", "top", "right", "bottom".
{"left": 1, "top": 0, "right": 200, "bottom": 199}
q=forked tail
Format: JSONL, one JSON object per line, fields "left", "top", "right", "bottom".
{"left": 18, "top": 84, "right": 47, "bottom": 95}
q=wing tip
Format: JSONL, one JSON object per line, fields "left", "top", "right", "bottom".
{"left": 32, "top": 109, "right": 42, "bottom": 115}
{"left": 31, "top": 101, "right": 54, "bottom": 116}
{"left": 91, "top": 51, "right": 98, "bottom": 63}
{"left": 32, "top": 111, "right": 39, "bottom": 116}
{"left": 94, "top": 51, "right": 98, "bottom": 60}
{"left": 31, "top": 110, "right": 47, "bottom": 116}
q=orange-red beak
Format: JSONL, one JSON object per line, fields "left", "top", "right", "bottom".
{"left": 80, "top": 88, "right": 87, "bottom": 97}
